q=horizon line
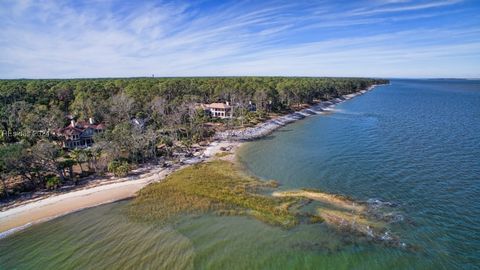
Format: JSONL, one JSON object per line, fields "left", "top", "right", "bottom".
{"left": 0, "top": 76, "right": 478, "bottom": 81}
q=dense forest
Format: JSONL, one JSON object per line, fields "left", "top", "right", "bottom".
{"left": 0, "top": 77, "right": 388, "bottom": 199}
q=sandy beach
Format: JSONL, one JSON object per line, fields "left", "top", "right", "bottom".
{"left": 0, "top": 140, "right": 239, "bottom": 237}
{"left": 0, "top": 85, "right": 378, "bottom": 237}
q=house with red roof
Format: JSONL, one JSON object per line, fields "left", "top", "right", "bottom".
{"left": 56, "top": 118, "right": 105, "bottom": 149}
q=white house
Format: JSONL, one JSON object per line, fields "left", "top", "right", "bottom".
{"left": 204, "top": 102, "right": 233, "bottom": 119}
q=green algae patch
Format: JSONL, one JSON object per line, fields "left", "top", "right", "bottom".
{"left": 128, "top": 160, "right": 301, "bottom": 228}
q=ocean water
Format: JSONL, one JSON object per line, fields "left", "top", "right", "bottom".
{"left": 1, "top": 79, "right": 479, "bottom": 269}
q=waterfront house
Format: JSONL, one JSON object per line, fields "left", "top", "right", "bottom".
{"left": 56, "top": 118, "right": 105, "bottom": 149}
{"left": 204, "top": 102, "right": 233, "bottom": 119}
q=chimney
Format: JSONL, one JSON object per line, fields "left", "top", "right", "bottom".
{"left": 226, "top": 101, "right": 230, "bottom": 106}
{"left": 89, "top": 117, "right": 95, "bottom": 124}
{"left": 70, "top": 119, "right": 76, "bottom": 127}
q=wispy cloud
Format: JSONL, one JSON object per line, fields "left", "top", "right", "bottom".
{"left": 351, "top": 0, "right": 464, "bottom": 16}
{"left": 0, "top": 0, "right": 478, "bottom": 78}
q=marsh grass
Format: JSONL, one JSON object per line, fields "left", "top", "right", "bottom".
{"left": 273, "top": 189, "right": 366, "bottom": 213}
{"left": 128, "top": 160, "right": 301, "bottom": 228}
{"left": 128, "top": 160, "right": 395, "bottom": 240}
{"left": 319, "top": 208, "right": 386, "bottom": 236}
{"left": 273, "top": 188, "right": 391, "bottom": 239}
{"left": 214, "top": 152, "right": 231, "bottom": 158}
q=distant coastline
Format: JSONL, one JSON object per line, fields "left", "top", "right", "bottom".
{"left": 215, "top": 84, "right": 381, "bottom": 141}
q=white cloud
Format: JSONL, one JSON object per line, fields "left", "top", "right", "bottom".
{"left": 351, "top": 0, "right": 463, "bottom": 16}
{"left": 0, "top": 0, "right": 478, "bottom": 78}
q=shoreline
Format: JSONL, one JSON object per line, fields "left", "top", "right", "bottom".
{"left": 0, "top": 84, "right": 381, "bottom": 237}
{"left": 0, "top": 140, "right": 241, "bottom": 238}
{"left": 215, "top": 84, "right": 379, "bottom": 141}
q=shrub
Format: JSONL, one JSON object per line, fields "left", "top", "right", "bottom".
{"left": 45, "top": 176, "right": 61, "bottom": 190}
{"left": 108, "top": 160, "right": 131, "bottom": 177}
{"left": 0, "top": 184, "right": 6, "bottom": 199}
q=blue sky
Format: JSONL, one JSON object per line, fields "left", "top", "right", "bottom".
{"left": 0, "top": 0, "right": 479, "bottom": 78}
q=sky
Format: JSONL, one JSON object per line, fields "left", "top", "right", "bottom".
{"left": 0, "top": 0, "right": 479, "bottom": 79}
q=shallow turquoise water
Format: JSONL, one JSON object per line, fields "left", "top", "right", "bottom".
{"left": 1, "top": 79, "right": 479, "bottom": 269}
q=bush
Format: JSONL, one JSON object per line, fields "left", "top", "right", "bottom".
{"left": 45, "top": 176, "right": 61, "bottom": 190}
{"left": 0, "top": 184, "right": 6, "bottom": 199}
{"left": 108, "top": 160, "right": 131, "bottom": 177}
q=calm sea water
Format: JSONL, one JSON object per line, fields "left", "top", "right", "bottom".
{"left": 1, "top": 79, "right": 479, "bottom": 269}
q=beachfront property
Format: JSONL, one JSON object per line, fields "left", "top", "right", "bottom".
{"left": 203, "top": 102, "right": 233, "bottom": 119}
{"left": 56, "top": 118, "right": 105, "bottom": 149}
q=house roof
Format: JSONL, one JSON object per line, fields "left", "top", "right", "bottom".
{"left": 206, "top": 102, "right": 231, "bottom": 109}
{"left": 57, "top": 126, "right": 83, "bottom": 136}
{"left": 75, "top": 121, "right": 105, "bottom": 130}
{"left": 94, "top": 123, "right": 106, "bottom": 129}
{"left": 57, "top": 120, "right": 105, "bottom": 136}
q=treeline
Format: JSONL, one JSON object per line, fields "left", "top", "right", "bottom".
{"left": 0, "top": 77, "right": 388, "bottom": 198}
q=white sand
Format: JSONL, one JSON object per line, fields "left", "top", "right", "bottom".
{"left": 0, "top": 167, "right": 168, "bottom": 237}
